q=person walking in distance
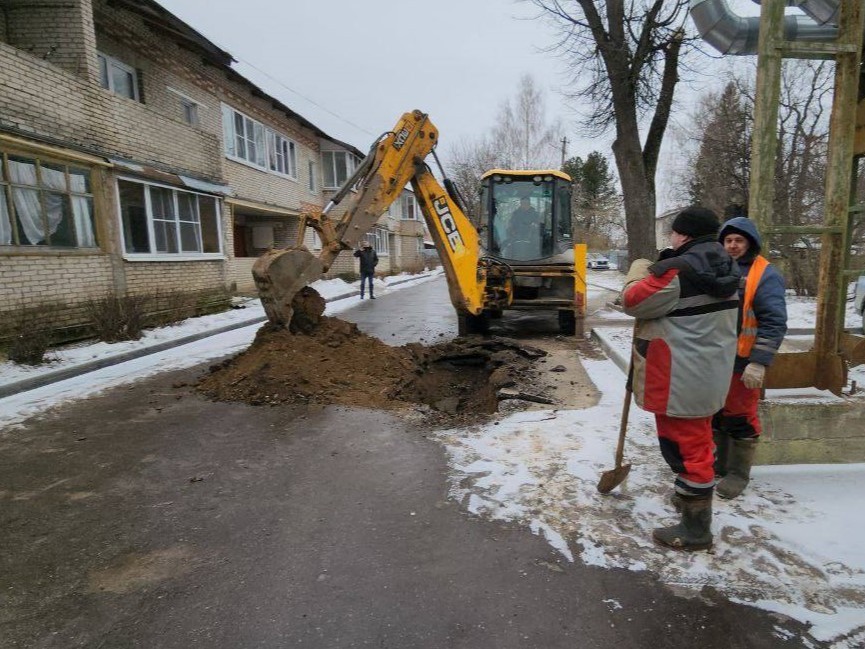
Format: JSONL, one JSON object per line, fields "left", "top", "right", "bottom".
{"left": 714, "top": 216, "right": 787, "bottom": 499}
{"left": 354, "top": 240, "right": 378, "bottom": 299}
{"left": 621, "top": 206, "right": 740, "bottom": 551}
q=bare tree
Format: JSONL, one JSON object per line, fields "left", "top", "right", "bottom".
{"left": 679, "top": 60, "right": 834, "bottom": 295}
{"left": 492, "top": 74, "right": 563, "bottom": 169}
{"left": 772, "top": 60, "right": 833, "bottom": 295}
{"left": 445, "top": 134, "right": 501, "bottom": 220}
{"left": 443, "top": 73, "right": 564, "bottom": 219}
{"left": 529, "top": 0, "right": 692, "bottom": 263}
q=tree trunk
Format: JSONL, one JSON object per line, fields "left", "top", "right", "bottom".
{"left": 612, "top": 124, "right": 658, "bottom": 266}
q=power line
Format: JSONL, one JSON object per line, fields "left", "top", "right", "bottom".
{"left": 233, "top": 56, "right": 377, "bottom": 139}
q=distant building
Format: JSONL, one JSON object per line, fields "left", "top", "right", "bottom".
{"left": 655, "top": 207, "right": 681, "bottom": 251}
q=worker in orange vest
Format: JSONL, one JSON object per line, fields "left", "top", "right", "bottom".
{"left": 715, "top": 217, "right": 788, "bottom": 499}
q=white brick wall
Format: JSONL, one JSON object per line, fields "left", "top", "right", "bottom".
{"left": 1, "top": 0, "right": 420, "bottom": 340}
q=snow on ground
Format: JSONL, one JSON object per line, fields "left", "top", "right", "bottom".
{"left": 2, "top": 265, "right": 865, "bottom": 644}
{"left": 435, "top": 356, "right": 865, "bottom": 646}
{"left": 0, "top": 270, "right": 442, "bottom": 427}
{"left": 0, "top": 270, "right": 443, "bottom": 390}
{"left": 438, "top": 270, "right": 865, "bottom": 644}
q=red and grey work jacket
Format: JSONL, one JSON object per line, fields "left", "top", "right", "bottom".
{"left": 622, "top": 238, "right": 740, "bottom": 418}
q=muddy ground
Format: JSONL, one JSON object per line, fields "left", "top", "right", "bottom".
{"left": 197, "top": 288, "right": 600, "bottom": 424}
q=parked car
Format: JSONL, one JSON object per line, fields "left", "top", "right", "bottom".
{"left": 587, "top": 255, "right": 610, "bottom": 270}
{"left": 854, "top": 275, "right": 865, "bottom": 334}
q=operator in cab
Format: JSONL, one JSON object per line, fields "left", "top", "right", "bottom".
{"left": 508, "top": 196, "right": 539, "bottom": 241}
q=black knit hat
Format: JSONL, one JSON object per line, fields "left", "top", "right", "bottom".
{"left": 671, "top": 206, "right": 720, "bottom": 239}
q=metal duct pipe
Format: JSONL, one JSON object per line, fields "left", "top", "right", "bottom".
{"left": 691, "top": 0, "right": 839, "bottom": 55}
{"left": 785, "top": 0, "right": 840, "bottom": 27}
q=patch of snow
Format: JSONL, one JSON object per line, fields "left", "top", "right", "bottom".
{"left": 0, "top": 270, "right": 440, "bottom": 426}
{"left": 436, "top": 356, "right": 865, "bottom": 644}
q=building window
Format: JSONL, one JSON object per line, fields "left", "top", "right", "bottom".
{"left": 308, "top": 160, "right": 316, "bottom": 193}
{"left": 401, "top": 193, "right": 417, "bottom": 220}
{"left": 0, "top": 151, "right": 97, "bottom": 248}
{"left": 267, "top": 131, "right": 296, "bottom": 177}
{"left": 321, "top": 150, "right": 360, "bottom": 189}
{"left": 167, "top": 88, "right": 202, "bottom": 126}
{"left": 365, "top": 226, "right": 389, "bottom": 256}
{"left": 117, "top": 178, "right": 221, "bottom": 257}
{"left": 181, "top": 99, "right": 199, "bottom": 126}
{"left": 221, "top": 104, "right": 298, "bottom": 179}
{"left": 97, "top": 52, "right": 139, "bottom": 101}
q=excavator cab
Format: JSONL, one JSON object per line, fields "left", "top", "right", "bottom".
{"left": 480, "top": 170, "right": 573, "bottom": 262}
{"left": 475, "top": 169, "right": 584, "bottom": 334}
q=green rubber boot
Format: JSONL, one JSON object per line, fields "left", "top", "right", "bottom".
{"left": 653, "top": 494, "right": 713, "bottom": 551}
{"left": 716, "top": 438, "right": 758, "bottom": 500}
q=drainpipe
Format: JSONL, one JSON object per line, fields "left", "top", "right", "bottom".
{"left": 690, "top": 0, "right": 839, "bottom": 55}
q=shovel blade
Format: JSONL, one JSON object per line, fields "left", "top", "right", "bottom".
{"left": 597, "top": 463, "right": 631, "bottom": 494}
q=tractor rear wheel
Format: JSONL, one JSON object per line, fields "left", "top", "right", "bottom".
{"left": 558, "top": 309, "right": 577, "bottom": 336}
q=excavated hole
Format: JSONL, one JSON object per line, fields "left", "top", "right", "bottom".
{"left": 196, "top": 288, "right": 551, "bottom": 424}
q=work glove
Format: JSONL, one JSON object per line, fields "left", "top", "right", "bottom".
{"left": 741, "top": 362, "right": 766, "bottom": 389}
{"left": 625, "top": 258, "right": 652, "bottom": 285}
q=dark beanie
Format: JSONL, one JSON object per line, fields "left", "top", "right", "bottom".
{"left": 671, "top": 206, "right": 720, "bottom": 238}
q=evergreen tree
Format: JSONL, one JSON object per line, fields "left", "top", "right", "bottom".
{"left": 687, "top": 82, "right": 751, "bottom": 216}
{"left": 563, "top": 152, "right": 623, "bottom": 248}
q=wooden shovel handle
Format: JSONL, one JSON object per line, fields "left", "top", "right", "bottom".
{"left": 614, "top": 386, "right": 632, "bottom": 468}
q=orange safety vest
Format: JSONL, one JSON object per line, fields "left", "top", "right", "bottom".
{"left": 737, "top": 255, "right": 770, "bottom": 357}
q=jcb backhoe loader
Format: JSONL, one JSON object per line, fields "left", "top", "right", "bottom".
{"left": 252, "top": 110, "right": 586, "bottom": 336}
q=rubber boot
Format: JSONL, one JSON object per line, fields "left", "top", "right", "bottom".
{"left": 653, "top": 493, "right": 713, "bottom": 551}
{"left": 716, "top": 438, "right": 758, "bottom": 500}
{"left": 713, "top": 428, "right": 729, "bottom": 478}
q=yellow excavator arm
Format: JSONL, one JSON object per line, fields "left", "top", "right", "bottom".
{"left": 252, "top": 110, "right": 491, "bottom": 327}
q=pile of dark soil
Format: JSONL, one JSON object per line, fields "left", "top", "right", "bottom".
{"left": 197, "top": 289, "right": 549, "bottom": 420}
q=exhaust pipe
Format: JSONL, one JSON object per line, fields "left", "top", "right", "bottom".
{"left": 690, "top": 0, "right": 840, "bottom": 55}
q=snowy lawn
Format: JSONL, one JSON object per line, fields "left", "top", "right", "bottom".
{"left": 0, "top": 270, "right": 442, "bottom": 391}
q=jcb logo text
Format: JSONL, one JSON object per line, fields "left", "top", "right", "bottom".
{"left": 393, "top": 127, "right": 411, "bottom": 150}
{"left": 434, "top": 197, "right": 464, "bottom": 253}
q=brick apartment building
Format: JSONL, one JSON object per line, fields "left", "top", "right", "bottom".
{"left": 0, "top": 0, "right": 426, "bottom": 341}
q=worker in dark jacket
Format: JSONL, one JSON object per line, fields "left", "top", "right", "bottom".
{"left": 354, "top": 240, "right": 378, "bottom": 299}
{"left": 621, "top": 206, "right": 740, "bottom": 551}
{"left": 714, "top": 217, "right": 788, "bottom": 499}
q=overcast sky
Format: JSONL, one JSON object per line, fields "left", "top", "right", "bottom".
{"left": 155, "top": 1, "right": 580, "bottom": 151}
{"left": 156, "top": 0, "right": 765, "bottom": 206}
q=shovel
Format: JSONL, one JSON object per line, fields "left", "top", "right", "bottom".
{"left": 597, "top": 326, "right": 636, "bottom": 494}
{"left": 597, "top": 381, "right": 633, "bottom": 493}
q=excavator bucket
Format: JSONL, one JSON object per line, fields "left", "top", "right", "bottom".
{"left": 252, "top": 247, "right": 325, "bottom": 328}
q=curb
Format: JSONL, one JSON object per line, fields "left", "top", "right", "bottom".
{"left": 590, "top": 327, "right": 629, "bottom": 375}
{"left": 0, "top": 316, "right": 267, "bottom": 399}
{"left": 0, "top": 272, "right": 437, "bottom": 399}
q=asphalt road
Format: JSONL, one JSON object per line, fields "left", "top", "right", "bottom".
{"left": 0, "top": 277, "right": 818, "bottom": 648}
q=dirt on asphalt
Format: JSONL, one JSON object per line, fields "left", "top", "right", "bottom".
{"left": 197, "top": 288, "right": 600, "bottom": 423}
